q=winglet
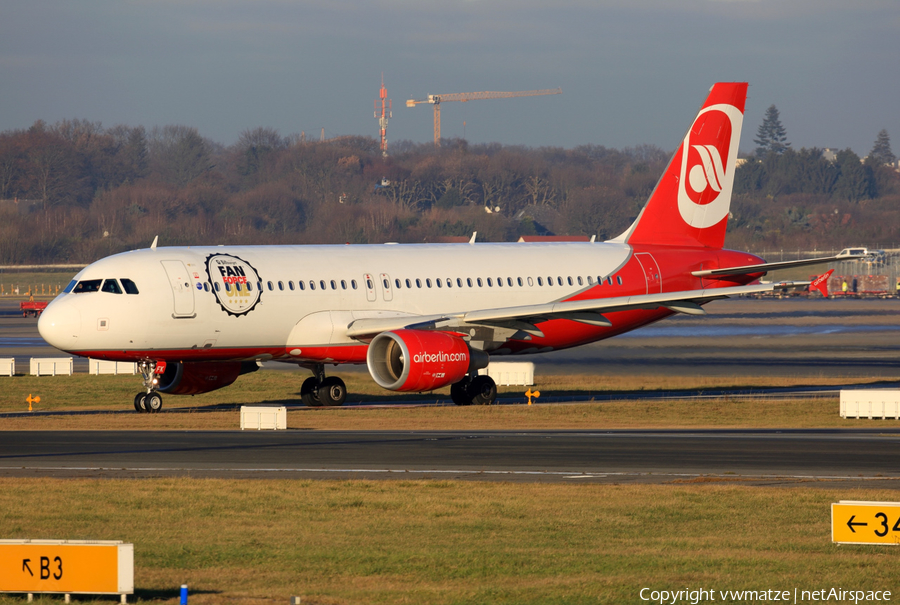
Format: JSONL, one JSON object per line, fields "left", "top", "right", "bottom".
{"left": 469, "top": 232, "right": 477, "bottom": 245}
{"left": 150, "top": 235, "right": 158, "bottom": 250}
{"left": 809, "top": 269, "right": 834, "bottom": 297}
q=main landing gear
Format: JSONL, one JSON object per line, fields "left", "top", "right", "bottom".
{"left": 450, "top": 374, "right": 498, "bottom": 406}
{"left": 301, "top": 364, "right": 347, "bottom": 407}
{"left": 134, "top": 361, "right": 163, "bottom": 414}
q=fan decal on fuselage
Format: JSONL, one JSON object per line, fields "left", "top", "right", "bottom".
{"left": 205, "top": 253, "right": 262, "bottom": 317}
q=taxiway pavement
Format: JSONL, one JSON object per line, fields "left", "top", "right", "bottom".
{"left": 2, "top": 429, "right": 899, "bottom": 488}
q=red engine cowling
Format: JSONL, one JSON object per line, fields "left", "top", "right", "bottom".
{"left": 366, "top": 329, "right": 481, "bottom": 392}
{"left": 156, "top": 361, "right": 257, "bottom": 395}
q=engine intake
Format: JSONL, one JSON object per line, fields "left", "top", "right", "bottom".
{"left": 366, "top": 329, "right": 488, "bottom": 392}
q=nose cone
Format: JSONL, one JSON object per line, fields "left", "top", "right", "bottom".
{"left": 38, "top": 299, "right": 82, "bottom": 351}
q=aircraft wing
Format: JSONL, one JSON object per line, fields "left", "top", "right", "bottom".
{"left": 691, "top": 255, "right": 840, "bottom": 278}
{"left": 345, "top": 280, "right": 810, "bottom": 340}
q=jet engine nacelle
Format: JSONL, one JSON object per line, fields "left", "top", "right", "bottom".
{"left": 156, "top": 361, "right": 259, "bottom": 395}
{"left": 366, "top": 329, "right": 488, "bottom": 392}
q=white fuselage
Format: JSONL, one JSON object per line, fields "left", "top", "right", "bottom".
{"left": 40, "top": 241, "right": 639, "bottom": 363}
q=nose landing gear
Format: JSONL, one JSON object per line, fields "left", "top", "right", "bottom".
{"left": 133, "top": 361, "right": 164, "bottom": 413}
{"left": 301, "top": 364, "right": 347, "bottom": 407}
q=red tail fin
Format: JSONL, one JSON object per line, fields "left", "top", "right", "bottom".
{"left": 622, "top": 83, "right": 748, "bottom": 249}
{"left": 810, "top": 269, "right": 834, "bottom": 297}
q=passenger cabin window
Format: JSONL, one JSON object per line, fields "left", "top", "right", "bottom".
{"left": 342, "top": 280, "right": 347, "bottom": 290}
{"left": 331, "top": 280, "right": 337, "bottom": 290}
{"left": 267, "top": 281, "right": 274, "bottom": 291}
{"left": 617, "top": 276, "right": 623, "bottom": 285}
{"left": 101, "top": 279, "right": 122, "bottom": 294}
{"left": 121, "top": 278, "right": 139, "bottom": 294}
{"left": 351, "top": 280, "right": 358, "bottom": 290}
{"left": 299, "top": 281, "right": 306, "bottom": 291}
{"left": 309, "top": 281, "right": 316, "bottom": 290}
{"left": 288, "top": 281, "right": 295, "bottom": 291}
{"left": 73, "top": 279, "right": 102, "bottom": 293}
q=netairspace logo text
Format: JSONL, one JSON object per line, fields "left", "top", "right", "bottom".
{"left": 639, "top": 587, "right": 892, "bottom": 604}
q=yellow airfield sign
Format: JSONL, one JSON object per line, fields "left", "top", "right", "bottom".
{"left": 0, "top": 540, "right": 133, "bottom": 595}
{"left": 832, "top": 501, "right": 900, "bottom": 545}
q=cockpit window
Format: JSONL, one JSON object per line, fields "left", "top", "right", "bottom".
{"left": 120, "top": 279, "right": 139, "bottom": 295}
{"left": 72, "top": 279, "right": 102, "bottom": 293}
{"left": 101, "top": 279, "right": 123, "bottom": 294}
{"left": 63, "top": 280, "right": 77, "bottom": 294}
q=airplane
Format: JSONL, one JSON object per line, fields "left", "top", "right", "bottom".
{"left": 38, "top": 82, "right": 838, "bottom": 413}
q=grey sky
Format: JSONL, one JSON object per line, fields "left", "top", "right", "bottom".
{"left": 1, "top": 0, "right": 897, "bottom": 155}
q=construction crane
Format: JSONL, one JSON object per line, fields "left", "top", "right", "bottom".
{"left": 406, "top": 88, "right": 562, "bottom": 147}
{"left": 374, "top": 74, "right": 392, "bottom": 157}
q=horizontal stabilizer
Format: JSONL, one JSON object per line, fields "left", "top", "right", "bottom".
{"left": 691, "top": 255, "right": 840, "bottom": 278}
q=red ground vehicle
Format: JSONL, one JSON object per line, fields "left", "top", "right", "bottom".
{"left": 20, "top": 301, "right": 48, "bottom": 317}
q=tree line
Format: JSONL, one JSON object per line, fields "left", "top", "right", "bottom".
{"left": 0, "top": 116, "right": 897, "bottom": 264}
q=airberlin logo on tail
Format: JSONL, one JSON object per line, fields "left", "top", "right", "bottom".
{"left": 677, "top": 103, "right": 744, "bottom": 229}
{"left": 413, "top": 350, "right": 468, "bottom": 364}
{"left": 205, "top": 253, "right": 262, "bottom": 317}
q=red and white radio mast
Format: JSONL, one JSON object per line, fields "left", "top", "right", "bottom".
{"left": 374, "top": 74, "right": 392, "bottom": 157}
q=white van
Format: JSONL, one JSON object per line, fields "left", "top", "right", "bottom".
{"left": 837, "top": 247, "right": 869, "bottom": 258}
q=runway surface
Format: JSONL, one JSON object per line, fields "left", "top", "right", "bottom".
{"left": 3, "top": 429, "right": 900, "bottom": 488}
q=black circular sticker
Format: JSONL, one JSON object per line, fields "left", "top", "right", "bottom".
{"left": 205, "top": 253, "right": 262, "bottom": 317}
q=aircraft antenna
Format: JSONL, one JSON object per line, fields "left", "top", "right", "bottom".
{"left": 406, "top": 88, "right": 561, "bottom": 147}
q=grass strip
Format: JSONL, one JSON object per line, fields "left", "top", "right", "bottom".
{"left": 0, "top": 479, "right": 898, "bottom": 604}
{"left": 2, "top": 371, "right": 898, "bottom": 430}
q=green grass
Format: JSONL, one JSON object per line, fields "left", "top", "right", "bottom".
{"left": 3, "top": 370, "right": 898, "bottom": 431}
{"left": 0, "top": 480, "right": 898, "bottom": 604}
{"left": 0, "top": 270, "right": 76, "bottom": 298}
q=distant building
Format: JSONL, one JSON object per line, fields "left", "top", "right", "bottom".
{"left": 822, "top": 148, "right": 838, "bottom": 163}
{"left": 0, "top": 198, "right": 41, "bottom": 214}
